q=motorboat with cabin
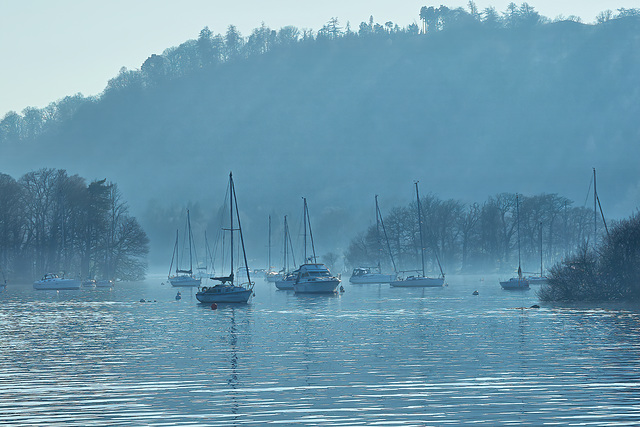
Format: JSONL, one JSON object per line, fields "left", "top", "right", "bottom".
{"left": 293, "top": 263, "right": 340, "bottom": 294}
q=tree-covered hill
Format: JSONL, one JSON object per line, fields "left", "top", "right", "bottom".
{"left": 2, "top": 5, "right": 639, "bottom": 268}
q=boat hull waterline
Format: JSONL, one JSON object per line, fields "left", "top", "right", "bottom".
{"left": 500, "top": 277, "right": 530, "bottom": 290}
{"left": 390, "top": 276, "right": 444, "bottom": 287}
{"left": 169, "top": 275, "right": 202, "bottom": 287}
{"left": 196, "top": 285, "right": 253, "bottom": 303}
{"left": 294, "top": 279, "right": 340, "bottom": 294}
{"left": 350, "top": 273, "right": 396, "bottom": 284}
{"left": 34, "top": 277, "right": 81, "bottom": 290}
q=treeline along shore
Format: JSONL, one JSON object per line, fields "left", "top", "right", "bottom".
{"left": 0, "top": 169, "right": 149, "bottom": 282}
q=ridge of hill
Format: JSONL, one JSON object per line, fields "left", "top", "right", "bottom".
{"left": 2, "top": 16, "right": 639, "bottom": 267}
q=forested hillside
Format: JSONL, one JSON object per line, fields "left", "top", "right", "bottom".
{"left": 1, "top": 4, "right": 639, "bottom": 270}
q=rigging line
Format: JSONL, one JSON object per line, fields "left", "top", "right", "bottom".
{"left": 377, "top": 195, "right": 398, "bottom": 274}
{"left": 583, "top": 174, "right": 593, "bottom": 207}
{"left": 596, "top": 194, "right": 610, "bottom": 238}
{"left": 287, "top": 216, "right": 297, "bottom": 268}
{"left": 305, "top": 199, "right": 317, "bottom": 263}
{"left": 168, "top": 229, "right": 178, "bottom": 276}
{"left": 231, "top": 174, "right": 253, "bottom": 288}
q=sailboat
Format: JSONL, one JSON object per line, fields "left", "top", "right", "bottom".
{"left": 390, "top": 182, "right": 445, "bottom": 287}
{"left": 33, "top": 273, "right": 81, "bottom": 290}
{"left": 292, "top": 198, "right": 341, "bottom": 294}
{"left": 195, "top": 231, "right": 214, "bottom": 280}
{"left": 274, "top": 215, "right": 298, "bottom": 290}
{"left": 196, "top": 172, "right": 255, "bottom": 304}
{"left": 350, "top": 195, "right": 398, "bottom": 284}
{"left": 500, "top": 194, "right": 530, "bottom": 290}
{"left": 168, "top": 209, "right": 202, "bottom": 288}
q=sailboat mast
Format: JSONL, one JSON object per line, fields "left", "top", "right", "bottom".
{"left": 377, "top": 196, "right": 397, "bottom": 274}
{"left": 594, "top": 168, "right": 597, "bottom": 244}
{"left": 231, "top": 173, "right": 252, "bottom": 287}
{"left": 375, "top": 195, "right": 382, "bottom": 267}
{"left": 230, "top": 173, "right": 234, "bottom": 279}
{"left": 303, "top": 198, "right": 307, "bottom": 262}
{"left": 415, "top": 182, "right": 426, "bottom": 277}
{"left": 516, "top": 194, "right": 522, "bottom": 278}
{"left": 187, "top": 209, "right": 193, "bottom": 273}
{"left": 169, "top": 229, "right": 178, "bottom": 276}
{"left": 268, "top": 215, "right": 272, "bottom": 271}
{"left": 304, "top": 199, "right": 318, "bottom": 263}
{"left": 283, "top": 216, "right": 288, "bottom": 272}
{"left": 539, "top": 221, "right": 543, "bottom": 277}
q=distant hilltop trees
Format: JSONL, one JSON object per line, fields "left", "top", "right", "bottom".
{"left": 0, "top": 169, "right": 149, "bottom": 281}
{"left": 1, "top": 3, "right": 639, "bottom": 269}
{"left": 1, "top": 3, "right": 639, "bottom": 143}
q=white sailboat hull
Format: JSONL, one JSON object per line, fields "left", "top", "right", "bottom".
{"left": 390, "top": 276, "right": 444, "bottom": 287}
{"left": 196, "top": 285, "right": 252, "bottom": 303}
{"left": 33, "top": 279, "right": 81, "bottom": 290}
{"left": 169, "top": 275, "right": 202, "bottom": 287}
{"left": 294, "top": 279, "right": 340, "bottom": 294}
{"left": 350, "top": 273, "right": 396, "bottom": 284}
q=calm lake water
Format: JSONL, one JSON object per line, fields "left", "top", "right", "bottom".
{"left": 1, "top": 274, "right": 640, "bottom": 426}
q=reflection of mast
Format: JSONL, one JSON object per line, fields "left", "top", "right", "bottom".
{"left": 227, "top": 308, "right": 239, "bottom": 417}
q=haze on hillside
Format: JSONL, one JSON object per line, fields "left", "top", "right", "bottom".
{"left": 1, "top": 4, "right": 639, "bottom": 273}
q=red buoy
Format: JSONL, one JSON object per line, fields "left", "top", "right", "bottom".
{"left": 211, "top": 303, "right": 218, "bottom": 310}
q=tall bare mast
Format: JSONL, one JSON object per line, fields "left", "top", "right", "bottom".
{"left": 230, "top": 173, "right": 234, "bottom": 278}
{"left": 594, "top": 168, "right": 597, "bottom": 244}
{"left": 415, "top": 182, "right": 426, "bottom": 277}
{"left": 268, "top": 215, "right": 271, "bottom": 271}
{"left": 517, "top": 194, "right": 522, "bottom": 278}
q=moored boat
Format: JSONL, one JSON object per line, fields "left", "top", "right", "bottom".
{"left": 500, "top": 195, "right": 529, "bottom": 291}
{"left": 291, "top": 198, "right": 341, "bottom": 294}
{"left": 273, "top": 215, "right": 297, "bottom": 289}
{"left": 350, "top": 196, "right": 398, "bottom": 284}
{"left": 168, "top": 209, "right": 202, "bottom": 288}
{"left": 275, "top": 271, "right": 297, "bottom": 290}
{"left": 195, "top": 172, "right": 254, "bottom": 304}
{"left": 500, "top": 275, "right": 530, "bottom": 290}
{"left": 391, "top": 274, "right": 444, "bottom": 287}
{"left": 350, "top": 267, "right": 396, "bottom": 284}
{"left": 293, "top": 263, "right": 340, "bottom": 294}
{"left": 34, "top": 273, "right": 81, "bottom": 290}
{"left": 390, "top": 182, "right": 445, "bottom": 288}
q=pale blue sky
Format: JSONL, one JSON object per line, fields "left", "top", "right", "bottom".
{"left": 0, "top": 0, "right": 636, "bottom": 116}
